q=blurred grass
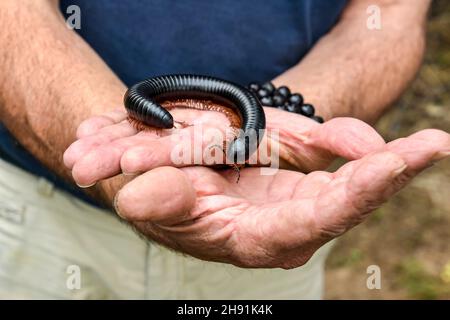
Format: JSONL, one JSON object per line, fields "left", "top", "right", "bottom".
{"left": 394, "top": 258, "right": 450, "bottom": 299}
{"left": 325, "top": 0, "right": 450, "bottom": 300}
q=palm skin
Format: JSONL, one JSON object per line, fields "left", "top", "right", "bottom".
{"left": 64, "top": 106, "right": 450, "bottom": 268}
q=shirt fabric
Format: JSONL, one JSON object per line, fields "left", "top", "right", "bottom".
{"left": 0, "top": 0, "right": 348, "bottom": 203}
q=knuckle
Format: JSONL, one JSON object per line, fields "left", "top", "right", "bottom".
{"left": 121, "top": 147, "right": 149, "bottom": 172}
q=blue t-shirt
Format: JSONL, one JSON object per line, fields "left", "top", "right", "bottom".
{"left": 0, "top": 0, "right": 347, "bottom": 204}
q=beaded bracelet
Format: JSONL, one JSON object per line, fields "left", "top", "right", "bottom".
{"left": 247, "top": 82, "right": 324, "bottom": 123}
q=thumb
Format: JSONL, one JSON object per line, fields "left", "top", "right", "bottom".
{"left": 304, "top": 117, "right": 386, "bottom": 160}
{"left": 114, "top": 166, "right": 196, "bottom": 226}
{"left": 314, "top": 151, "right": 407, "bottom": 236}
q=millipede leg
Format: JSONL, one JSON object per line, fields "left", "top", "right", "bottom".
{"left": 208, "top": 144, "right": 242, "bottom": 183}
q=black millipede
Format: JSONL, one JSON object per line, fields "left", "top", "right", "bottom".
{"left": 123, "top": 74, "right": 266, "bottom": 163}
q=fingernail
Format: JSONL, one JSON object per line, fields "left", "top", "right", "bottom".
{"left": 431, "top": 151, "right": 450, "bottom": 163}
{"left": 392, "top": 163, "right": 408, "bottom": 176}
{"left": 113, "top": 192, "right": 125, "bottom": 219}
{"left": 76, "top": 182, "right": 96, "bottom": 188}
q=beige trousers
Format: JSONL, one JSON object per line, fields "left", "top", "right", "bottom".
{"left": 0, "top": 158, "right": 332, "bottom": 299}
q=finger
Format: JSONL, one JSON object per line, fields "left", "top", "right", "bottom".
{"left": 301, "top": 117, "right": 386, "bottom": 160}
{"left": 76, "top": 109, "right": 128, "bottom": 138}
{"left": 332, "top": 128, "right": 450, "bottom": 198}
{"left": 120, "top": 125, "right": 228, "bottom": 174}
{"left": 247, "top": 152, "right": 406, "bottom": 259}
{"left": 120, "top": 139, "right": 177, "bottom": 175}
{"left": 70, "top": 133, "right": 160, "bottom": 187}
{"left": 114, "top": 166, "right": 196, "bottom": 226}
{"left": 69, "top": 122, "right": 227, "bottom": 185}
{"left": 386, "top": 129, "right": 450, "bottom": 171}
{"left": 314, "top": 151, "right": 407, "bottom": 236}
{"left": 63, "top": 121, "right": 137, "bottom": 169}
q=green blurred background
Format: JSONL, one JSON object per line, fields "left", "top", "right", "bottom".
{"left": 325, "top": 0, "right": 450, "bottom": 299}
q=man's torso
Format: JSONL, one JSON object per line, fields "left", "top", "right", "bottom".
{"left": 0, "top": 0, "right": 347, "bottom": 201}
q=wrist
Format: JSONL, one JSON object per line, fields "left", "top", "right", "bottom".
{"left": 248, "top": 81, "right": 325, "bottom": 123}
{"left": 271, "top": 79, "right": 347, "bottom": 121}
{"left": 271, "top": 62, "right": 357, "bottom": 121}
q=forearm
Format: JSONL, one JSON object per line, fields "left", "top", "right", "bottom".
{"left": 0, "top": 0, "right": 126, "bottom": 203}
{"left": 273, "top": 0, "right": 430, "bottom": 123}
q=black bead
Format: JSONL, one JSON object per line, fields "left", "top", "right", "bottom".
{"left": 289, "top": 93, "right": 303, "bottom": 106}
{"left": 248, "top": 82, "right": 260, "bottom": 92}
{"left": 300, "top": 104, "right": 315, "bottom": 117}
{"left": 272, "top": 94, "right": 286, "bottom": 107}
{"left": 277, "top": 104, "right": 287, "bottom": 111}
{"left": 257, "top": 88, "right": 269, "bottom": 98}
{"left": 260, "top": 96, "right": 274, "bottom": 106}
{"left": 285, "top": 103, "right": 297, "bottom": 113}
{"left": 277, "top": 86, "right": 290, "bottom": 98}
{"left": 312, "top": 116, "right": 324, "bottom": 123}
{"left": 261, "top": 82, "right": 275, "bottom": 95}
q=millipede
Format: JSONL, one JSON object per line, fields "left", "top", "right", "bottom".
{"left": 123, "top": 74, "right": 266, "bottom": 164}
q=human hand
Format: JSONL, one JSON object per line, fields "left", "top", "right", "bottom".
{"left": 64, "top": 110, "right": 449, "bottom": 268}
{"left": 111, "top": 128, "right": 449, "bottom": 268}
